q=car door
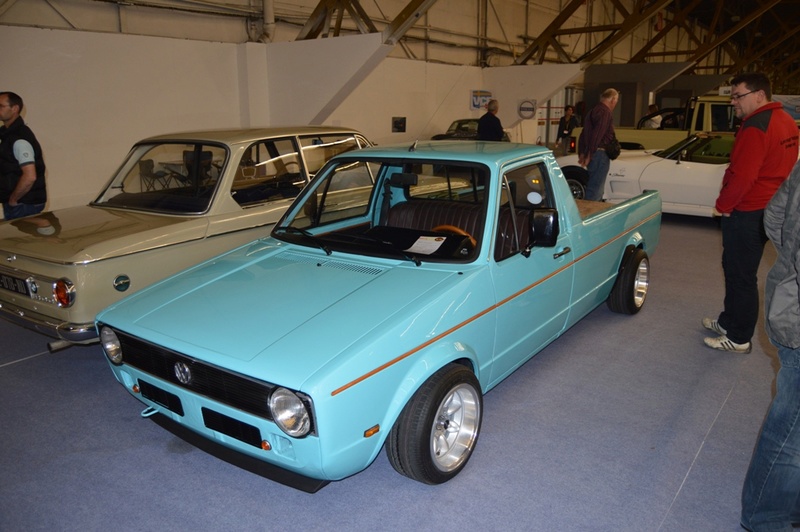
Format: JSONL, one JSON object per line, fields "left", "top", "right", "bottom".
{"left": 488, "top": 161, "right": 575, "bottom": 386}
{"left": 638, "top": 135, "right": 732, "bottom": 209}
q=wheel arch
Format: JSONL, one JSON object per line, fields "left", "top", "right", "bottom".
{"left": 560, "top": 164, "right": 588, "bottom": 185}
{"left": 375, "top": 342, "right": 483, "bottom": 444}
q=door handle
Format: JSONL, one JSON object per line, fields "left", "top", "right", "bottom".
{"left": 553, "top": 247, "right": 571, "bottom": 259}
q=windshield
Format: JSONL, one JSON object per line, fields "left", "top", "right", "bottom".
{"left": 447, "top": 120, "right": 477, "bottom": 135}
{"left": 273, "top": 157, "right": 490, "bottom": 264}
{"left": 655, "top": 134, "right": 734, "bottom": 164}
{"left": 93, "top": 142, "right": 228, "bottom": 214}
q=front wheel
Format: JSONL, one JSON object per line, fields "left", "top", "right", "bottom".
{"left": 386, "top": 363, "right": 483, "bottom": 484}
{"left": 607, "top": 247, "right": 650, "bottom": 314}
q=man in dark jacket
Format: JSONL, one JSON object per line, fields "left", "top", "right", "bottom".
{"left": 740, "top": 159, "right": 800, "bottom": 530}
{"left": 0, "top": 91, "right": 47, "bottom": 220}
{"left": 577, "top": 88, "right": 619, "bottom": 200}
{"left": 702, "top": 73, "right": 799, "bottom": 353}
{"left": 476, "top": 99, "right": 504, "bottom": 141}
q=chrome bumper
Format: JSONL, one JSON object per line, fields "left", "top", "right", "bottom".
{"left": 0, "top": 301, "right": 98, "bottom": 344}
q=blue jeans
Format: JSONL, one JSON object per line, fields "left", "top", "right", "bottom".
{"left": 3, "top": 202, "right": 45, "bottom": 220}
{"left": 741, "top": 344, "right": 800, "bottom": 531}
{"left": 585, "top": 149, "right": 610, "bottom": 201}
{"left": 718, "top": 210, "right": 768, "bottom": 344}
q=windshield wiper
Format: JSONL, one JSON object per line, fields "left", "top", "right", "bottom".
{"left": 274, "top": 226, "right": 332, "bottom": 255}
{"left": 326, "top": 232, "right": 422, "bottom": 266}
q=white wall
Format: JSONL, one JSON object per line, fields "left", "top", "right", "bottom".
{"left": 2, "top": 26, "right": 244, "bottom": 209}
{"left": 1, "top": 25, "right": 583, "bottom": 211}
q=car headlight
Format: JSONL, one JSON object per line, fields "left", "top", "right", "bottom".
{"left": 100, "top": 326, "right": 123, "bottom": 365}
{"left": 269, "top": 387, "right": 311, "bottom": 437}
{"left": 54, "top": 278, "right": 75, "bottom": 307}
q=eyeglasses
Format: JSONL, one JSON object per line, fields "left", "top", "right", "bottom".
{"left": 730, "top": 90, "right": 757, "bottom": 102}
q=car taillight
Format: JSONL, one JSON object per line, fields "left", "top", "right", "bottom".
{"left": 54, "top": 279, "right": 75, "bottom": 307}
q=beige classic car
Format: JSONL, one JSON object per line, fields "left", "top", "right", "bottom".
{"left": 0, "top": 127, "right": 371, "bottom": 349}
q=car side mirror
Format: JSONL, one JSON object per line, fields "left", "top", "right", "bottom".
{"left": 530, "top": 209, "right": 559, "bottom": 248}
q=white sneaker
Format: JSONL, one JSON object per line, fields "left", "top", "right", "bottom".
{"left": 702, "top": 317, "right": 727, "bottom": 335}
{"left": 704, "top": 335, "right": 751, "bottom": 353}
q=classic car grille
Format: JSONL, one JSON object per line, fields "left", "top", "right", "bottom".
{"left": 113, "top": 329, "right": 275, "bottom": 421}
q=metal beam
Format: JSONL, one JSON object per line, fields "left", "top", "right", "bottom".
{"left": 629, "top": 0, "right": 705, "bottom": 63}
{"left": 688, "top": 0, "right": 783, "bottom": 65}
{"left": 296, "top": 0, "right": 378, "bottom": 40}
{"left": 575, "top": 0, "right": 674, "bottom": 64}
{"left": 382, "top": 0, "right": 439, "bottom": 46}
{"left": 514, "top": 0, "right": 586, "bottom": 65}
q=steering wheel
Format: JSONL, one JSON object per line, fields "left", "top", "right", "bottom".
{"left": 432, "top": 225, "right": 477, "bottom": 248}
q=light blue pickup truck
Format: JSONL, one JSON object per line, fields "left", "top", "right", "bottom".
{"left": 97, "top": 141, "right": 661, "bottom": 492}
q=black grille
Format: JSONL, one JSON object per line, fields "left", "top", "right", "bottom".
{"left": 139, "top": 379, "right": 184, "bottom": 416}
{"left": 203, "top": 408, "right": 263, "bottom": 448}
{"left": 112, "top": 328, "right": 274, "bottom": 421}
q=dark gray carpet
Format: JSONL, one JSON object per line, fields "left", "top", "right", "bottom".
{"left": 0, "top": 214, "right": 775, "bottom": 531}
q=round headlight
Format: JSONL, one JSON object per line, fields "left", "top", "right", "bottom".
{"left": 269, "top": 387, "right": 310, "bottom": 437}
{"left": 54, "top": 278, "right": 75, "bottom": 307}
{"left": 100, "top": 326, "right": 123, "bottom": 364}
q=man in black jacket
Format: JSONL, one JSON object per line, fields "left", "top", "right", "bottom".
{"left": 0, "top": 91, "right": 47, "bottom": 220}
{"left": 476, "top": 99, "right": 504, "bottom": 141}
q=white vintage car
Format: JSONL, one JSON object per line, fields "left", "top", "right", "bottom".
{"left": 0, "top": 127, "right": 371, "bottom": 349}
{"left": 558, "top": 133, "right": 735, "bottom": 217}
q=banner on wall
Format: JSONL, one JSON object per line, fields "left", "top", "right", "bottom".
{"left": 471, "top": 90, "right": 492, "bottom": 110}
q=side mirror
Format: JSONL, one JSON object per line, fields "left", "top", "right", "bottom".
{"left": 530, "top": 209, "right": 559, "bottom": 248}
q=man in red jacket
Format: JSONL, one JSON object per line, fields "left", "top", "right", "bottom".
{"left": 703, "top": 73, "right": 799, "bottom": 353}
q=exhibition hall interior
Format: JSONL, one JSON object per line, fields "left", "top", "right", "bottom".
{"left": 2, "top": 1, "right": 799, "bottom": 530}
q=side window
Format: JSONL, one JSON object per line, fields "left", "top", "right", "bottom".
{"left": 503, "top": 163, "right": 552, "bottom": 209}
{"left": 232, "top": 138, "right": 303, "bottom": 206}
{"left": 692, "top": 103, "right": 705, "bottom": 131}
{"left": 495, "top": 163, "right": 552, "bottom": 262}
{"left": 685, "top": 135, "right": 735, "bottom": 164}
{"left": 293, "top": 161, "right": 380, "bottom": 229}
{"left": 407, "top": 164, "right": 486, "bottom": 202}
{"left": 711, "top": 105, "right": 738, "bottom": 132}
{"left": 300, "top": 134, "right": 364, "bottom": 178}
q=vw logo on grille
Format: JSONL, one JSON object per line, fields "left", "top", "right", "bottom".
{"left": 173, "top": 361, "right": 193, "bottom": 385}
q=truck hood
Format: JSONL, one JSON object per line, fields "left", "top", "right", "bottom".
{"left": 100, "top": 243, "right": 461, "bottom": 386}
{"left": 0, "top": 206, "right": 208, "bottom": 263}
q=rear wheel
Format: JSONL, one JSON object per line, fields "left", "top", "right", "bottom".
{"left": 607, "top": 247, "right": 650, "bottom": 314}
{"left": 567, "top": 178, "right": 586, "bottom": 199}
{"left": 386, "top": 363, "right": 482, "bottom": 484}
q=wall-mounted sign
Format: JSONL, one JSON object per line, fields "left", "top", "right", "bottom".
{"left": 518, "top": 99, "right": 537, "bottom": 119}
{"left": 471, "top": 90, "right": 492, "bottom": 110}
{"left": 392, "top": 117, "right": 407, "bottom": 133}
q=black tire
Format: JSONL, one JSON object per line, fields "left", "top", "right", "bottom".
{"left": 607, "top": 247, "right": 650, "bottom": 314}
{"left": 567, "top": 178, "right": 586, "bottom": 200}
{"left": 561, "top": 166, "right": 588, "bottom": 200}
{"left": 386, "top": 363, "right": 482, "bottom": 484}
